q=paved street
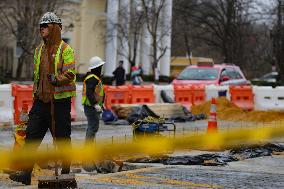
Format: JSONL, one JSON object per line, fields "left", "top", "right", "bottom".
{"left": 76, "top": 155, "right": 284, "bottom": 189}
{"left": 0, "top": 121, "right": 284, "bottom": 188}
{"left": 1, "top": 154, "right": 284, "bottom": 188}
{"left": 0, "top": 120, "right": 262, "bottom": 150}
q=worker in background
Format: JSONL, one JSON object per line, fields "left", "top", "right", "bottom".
{"left": 9, "top": 12, "right": 76, "bottom": 185}
{"left": 112, "top": 60, "right": 126, "bottom": 86}
{"left": 82, "top": 56, "right": 105, "bottom": 143}
{"left": 81, "top": 56, "right": 105, "bottom": 172}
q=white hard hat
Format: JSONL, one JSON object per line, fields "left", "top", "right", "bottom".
{"left": 88, "top": 56, "right": 105, "bottom": 70}
{"left": 40, "top": 12, "right": 62, "bottom": 25}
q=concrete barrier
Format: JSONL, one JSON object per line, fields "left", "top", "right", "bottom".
{"left": 0, "top": 84, "right": 14, "bottom": 125}
{"left": 254, "top": 86, "right": 284, "bottom": 111}
{"left": 205, "top": 85, "right": 230, "bottom": 101}
{"left": 153, "top": 84, "right": 174, "bottom": 103}
{"left": 75, "top": 84, "right": 86, "bottom": 121}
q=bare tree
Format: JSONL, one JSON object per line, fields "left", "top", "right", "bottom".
{"left": 141, "top": 0, "right": 171, "bottom": 81}
{"left": 172, "top": 0, "right": 200, "bottom": 64}
{"left": 271, "top": 0, "right": 284, "bottom": 84}
{"left": 114, "top": 3, "right": 145, "bottom": 69}
{"left": 189, "top": 0, "right": 255, "bottom": 66}
{"left": 172, "top": 0, "right": 274, "bottom": 78}
{"left": 0, "top": 16, "right": 13, "bottom": 82}
{"left": 0, "top": 0, "right": 65, "bottom": 79}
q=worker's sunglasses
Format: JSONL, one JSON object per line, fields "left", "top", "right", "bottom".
{"left": 40, "top": 24, "right": 49, "bottom": 29}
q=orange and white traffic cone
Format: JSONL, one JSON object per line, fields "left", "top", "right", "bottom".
{"left": 207, "top": 98, "right": 218, "bottom": 133}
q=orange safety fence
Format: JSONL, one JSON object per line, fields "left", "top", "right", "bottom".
{"left": 174, "top": 85, "right": 206, "bottom": 109}
{"left": 12, "top": 84, "right": 33, "bottom": 125}
{"left": 129, "top": 85, "right": 155, "bottom": 104}
{"left": 174, "top": 85, "right": 194, "bottom": 110}
{"left": 192, "top": 85, "right": 206, "bottom": 106}
{"left": 104, "top": 85, "right": 131, "bottom": 109}
{"left": 229, "top": 85, "right": 254, "bottom": 111}
{"left": 12, "top": 84, "right": 76, "bottom": 124}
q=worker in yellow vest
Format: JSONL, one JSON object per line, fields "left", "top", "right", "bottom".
{"left": 9, "top": 12, "right": 76, "bottom": 185}
{"left": 82, "top": 56, "right": 105, "bottom": 144}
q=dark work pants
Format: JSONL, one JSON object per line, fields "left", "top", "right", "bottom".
{"left": 84, "top": 105, "right": 100, "bottom": 142}
{"left": 24, "top": 98, "right": 72, "bottom": 174}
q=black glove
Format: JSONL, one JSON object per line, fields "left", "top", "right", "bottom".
{"left": 47, "top": 73, "right": 57, "bottom": 86}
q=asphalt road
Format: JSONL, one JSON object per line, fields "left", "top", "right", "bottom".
{"left": 1, "top": 155, "right": 284, "bottom": 188}
{"left": 0, "top": 121, "right": 283, "bottom": 188}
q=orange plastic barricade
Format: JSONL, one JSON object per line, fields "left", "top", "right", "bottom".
{"left": 129, "top": 85, "right": 155, "bottom": 104}
{"left": 104, "top": 85, "right": 130, "bottom": 109}
{"left": 12, "top": 84, "right": 33, "bottom": 125}
{"left": 192, "top": 85, "right": 206, "bottom": 106}
{"left": 174, "top": 85, "right": 194, "bottom": 109}
{"left": 12, "top": 84, "right": 77, "bottom": 123}
{"left": 229, "top": 85, "right": 254, "bottom": 111}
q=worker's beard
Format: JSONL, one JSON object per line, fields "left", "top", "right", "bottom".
{"left": 91, "top": 66, "right": 102, "bottom": 77}
{"left": 45, "top": 24, "right": 62, "bottom": 73}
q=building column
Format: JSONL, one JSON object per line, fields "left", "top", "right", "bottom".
{"left": 119, "top": 0, "right": 130, "bottom": 74}
{"left": 160, "top": 0, "right": 172, "bottom": 76}
{"left": 140, "top": 24, "right": 152, "bottom": 75}
{"left": 105, "top": 0, "right": 119, "bottom": 76}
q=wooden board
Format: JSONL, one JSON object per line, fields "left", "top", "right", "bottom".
{"left": 112, "top": 103, "right": 186, "bottom": 118}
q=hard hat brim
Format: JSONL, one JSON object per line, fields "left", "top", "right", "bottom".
{"left": 88, "top": 61, "right": 105, "bottom": 70}
{"left": 39, "top": 21, "right": 62, "bottom": 25}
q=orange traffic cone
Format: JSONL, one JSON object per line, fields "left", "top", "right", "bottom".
{"left": 207, "top": 98, "right": 218, "bottom": 133}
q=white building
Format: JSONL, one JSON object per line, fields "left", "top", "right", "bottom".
{"left": 66, "top": 0, "right": 172, "bottom": 77}
{"left": 1, "top": 0, "right": 173, "bottom": 79}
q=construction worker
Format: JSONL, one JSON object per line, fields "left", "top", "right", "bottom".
{"left": 81, "top": 56, "right": 105, "bottom": 172}
{"left": 9, "top": 12, "right": 76, "bottom": 185}
{"left": 82, "top": 56, "right": 105, "bottom": 143}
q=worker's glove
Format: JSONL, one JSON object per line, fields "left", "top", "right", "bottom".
{"left": 94, "top": 104, "right": 103, "bottom": 113}
{"left": 47, "top": 73, "right": 58, "bottom": 86}
{"left": 64, "top": 72, "right": 75, "bottom": 80}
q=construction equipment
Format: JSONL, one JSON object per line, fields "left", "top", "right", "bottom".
{"left": 132, "top": 116, "right": 176, "bottom": 139}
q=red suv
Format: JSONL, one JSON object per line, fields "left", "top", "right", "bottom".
{"left": 172, "top": 63, "right": 250, "bottom": 85}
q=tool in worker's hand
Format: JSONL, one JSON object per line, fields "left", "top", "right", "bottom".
{"left": 94, "top": 104, "right": 103, "bottom": 113}
{"left": 47, "top": 73, "right": 57, "bottom": 86}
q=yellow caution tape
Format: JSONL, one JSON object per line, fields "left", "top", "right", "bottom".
{"left": 0, "top": 124, "right": 284, "bottom": 169}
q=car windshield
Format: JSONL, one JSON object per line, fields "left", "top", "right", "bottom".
{"left": 260, "top": 72, "right": 278, "bottom": 80}
{"left": 177, "top": 68, "right": 219, "bottom": 80}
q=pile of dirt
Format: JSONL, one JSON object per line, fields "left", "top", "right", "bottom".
{"left": 191, "top": 97, "right": 284, "bottom": 122}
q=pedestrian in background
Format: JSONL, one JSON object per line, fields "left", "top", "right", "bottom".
{"left": 112, "top": 60, "right": 125, "bottom": 86}
{"left": 131, "top": 64, "right": 143, "bottom": 85}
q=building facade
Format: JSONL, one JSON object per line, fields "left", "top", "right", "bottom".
{"left": 66, "top": 0, "right": 172, "bottom": 77}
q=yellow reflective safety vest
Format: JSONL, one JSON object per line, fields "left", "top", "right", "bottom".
{"left": 33, "top": 40, "right": 76, "bottom": 99}
{"left": 82, "top": 74, "right": 104, "bottom": 107}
